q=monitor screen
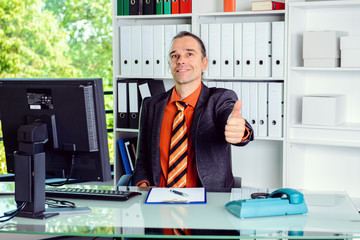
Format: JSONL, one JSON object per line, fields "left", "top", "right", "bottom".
{"left": 0, "top": 78, "right": 111, "bottom": 182}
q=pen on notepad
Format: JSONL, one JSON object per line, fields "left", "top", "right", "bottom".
{"left": 170, "top": 189, "right": 189, "bottom": 197}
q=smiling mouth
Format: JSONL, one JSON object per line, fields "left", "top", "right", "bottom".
{"left": 177, "top": 69, "right": 189, "bottom": 73}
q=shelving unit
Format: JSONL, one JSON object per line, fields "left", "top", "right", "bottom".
{"left": 112, "top": 0, "right": 287, "bottom": 187}
{"left": 110, "top": 0, "right": 360, "bottom": 197}
{"left": 286, "top": 0, "right": 360, "bottom": 198}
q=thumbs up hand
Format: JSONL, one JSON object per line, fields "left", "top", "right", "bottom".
{"left": 225, "top": 100, "right": 246, "bottom": 144}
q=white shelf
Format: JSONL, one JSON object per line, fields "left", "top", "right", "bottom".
{"left": 289, "top": 122, "right": 360, "bottom": 131}
{"left": 289, "top": 0, "right": 360, "bottom": 9}
{"left": 287, "top": 138, "right": 360, "bottom": 148}
{"left": 114, "top": 13, "right": 192, "bottom": 20}
{"left": 291, "top": 66, "right": 360, "bottom": 72}
{"left": 197, "top": 10, "right": 285, "bottom": 17}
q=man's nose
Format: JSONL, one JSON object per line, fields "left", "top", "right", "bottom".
{"left": 177, "top": 55, "right": 186, "bottom": 65}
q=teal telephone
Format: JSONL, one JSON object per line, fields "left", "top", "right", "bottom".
{"left": 225, "top": 188, "right": 308, "bottom": 218}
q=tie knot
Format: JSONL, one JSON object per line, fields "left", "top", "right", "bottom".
{"left": 175, "top": 101, "right": 187, "bottom": 111}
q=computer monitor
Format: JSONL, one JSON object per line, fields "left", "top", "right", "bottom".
{"left": 0, "top": 78, "right": 112, "bottom": 183}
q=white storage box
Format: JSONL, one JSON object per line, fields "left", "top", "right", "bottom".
{"left": 303, "top": 31, "right": 347, "bottom": 67}
{"left": 302, "top": 95, "right": 346, "bottom": 126}
{"left": 340, "top": 36, "right": 360, "bottom": 67}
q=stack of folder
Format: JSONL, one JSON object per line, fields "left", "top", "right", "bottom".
{"left": 117, "top": 0, "right": 192, "bottom": 16}
{"left": 117, "top": 79, "right": 165, "bottom": 129}
{"left": 200, "top": 21, "right": 285, "bottom": 78}
{"left": 205, "top": 81, "right": 283, "bottom": 138}
{"left": 120, "top": 24, "right": 191, "bottom": 77}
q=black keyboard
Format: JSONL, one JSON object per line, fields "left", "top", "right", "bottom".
{"left": 45, "top": 187, "right": 141, "bottom": 201}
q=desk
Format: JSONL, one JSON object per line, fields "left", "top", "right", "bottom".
{"left": 1, "top": 184, "right": 360, "bottom": 239}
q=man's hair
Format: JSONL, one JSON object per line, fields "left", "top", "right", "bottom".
{"left": 171, "top": 31, "right": 207, "bottom": 59}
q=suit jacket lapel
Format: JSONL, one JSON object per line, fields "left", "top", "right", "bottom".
{"left": 151, "top": 90, "right": 171, "bottom": 185}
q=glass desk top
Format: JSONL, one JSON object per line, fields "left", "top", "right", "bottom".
{"left": 1, "top": 183, "right": 360, "bottom": 239}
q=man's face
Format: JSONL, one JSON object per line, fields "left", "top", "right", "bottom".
{"left": 169, "top": 36, "right": 208, "bottom": 87}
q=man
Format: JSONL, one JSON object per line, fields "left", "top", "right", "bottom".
{"left": 133, "top": 31, "right": 253, "bottom": 189}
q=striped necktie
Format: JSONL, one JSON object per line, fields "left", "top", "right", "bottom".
{"left": 167, "top": 101, "right": 188, "bottom": 188}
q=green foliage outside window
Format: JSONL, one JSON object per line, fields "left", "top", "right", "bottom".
{"left": 0, "top": 0, "right": 114, "bottom": 174}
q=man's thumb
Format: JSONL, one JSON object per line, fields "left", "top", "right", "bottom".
{"left": 230, "top": 100, "right": 242, "bottom": 118}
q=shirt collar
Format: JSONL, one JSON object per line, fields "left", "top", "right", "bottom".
{"left": 169, "top": 83, "right": 202, "bottom": 108}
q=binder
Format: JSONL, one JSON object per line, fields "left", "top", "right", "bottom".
{"left": 242, "top": 22, "right": 256, "bottom": 77}
{"left": 232, "top": 82, "right": 241, "bottom": 100}
{"left": 249, "top": 82, "right": 258, "bottom": 136}
{"left": 164, "top": 25, "right": 177, "bottom": 77}
{"left": 129, "top": 0, "right": 143, "bottom": 15}
{"left": 131, "top": 25, "right": 142, "bottom": 75}
{"left": 224, "top": 82, "right": 233, "bottom": 91}
{"left": 142, "top": 25, "right": 154, "bottom": 76}
{"left": 208, "top": 23, "right": 221, "bottom": 77}
{"left": 255, "top": 22, "right": 272, "bottom": 77}
{"left": 120, "top": 26, "right": 132, "bottom": 76}
{"left": 180, "top": 0, "right": 192, "bottom": 13}
{"left": 164, "top": 0, "right": 171, "bottom": 14}
{"left": 117, "top": 0, "right": 124, "bottom": 15}
{"left": 241, "top": 82, "right": 250, "bottom": 121}
{"left": 153, "top": 25, "right": 165, "bottom": 76}
{"left": 156, "top": 0, "right": 163, "bottom": 14}
{"left": 234, "top": 23, "right": 243, "bottom": 77}
{"left": 177, "top": 24, "right": 191, "bottom": 33}
{"left": 138, "top": 79, "right": 166, "bottom": 100}
{"left": 143, "top": 0, "right": 156, "bottom": 14}
{"left": 117, "top": 80, "right": 128, "bottom": 128}
{"left": 118, "top": 139, "right": 133, "bottom": 174}
{"left": 268, "top": 82, "right": 283, "bottom": 138}
{"left": 128, "top": 81, "right": 140, "bottom": 129}
{"left": 272, "top": 21, "right": 285, "bottom": 77}
{"left": 171, "top": 0, "right": 180, "bottom": 14}
{"left": 221, "top": 23, "right": 234, "bottom": 77}
{"left": 258, "top": 82, "right": 268, "bottom": 137}
{"left": 124, "top": 0, "right": 130, "bottom": 15}
{"left": 216, "top": 81, "right": 225, "bottom": 89}
{"left": 200, "top": 24, "right": 209, "bottom": 77}
{"left": 124, "top": 137, "right": 137, "bottom": 172}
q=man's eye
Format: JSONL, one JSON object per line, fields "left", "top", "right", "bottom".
{"left": 171, "top": 54, "right": 177, "bottom": 59}
{"left": 187, "top": 53, "right": 193, "bottom": 56}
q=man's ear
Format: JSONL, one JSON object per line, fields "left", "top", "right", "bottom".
{"left": 201, "top": 56, "right": 208, "bottom": 71}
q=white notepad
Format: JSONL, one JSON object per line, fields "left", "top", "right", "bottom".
{"left": 145, "top": 188, "right": 207, "bottom": 204}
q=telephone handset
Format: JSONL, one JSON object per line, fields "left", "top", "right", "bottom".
{"left": 225, "top": 188, "right": 308, "bottom": 218}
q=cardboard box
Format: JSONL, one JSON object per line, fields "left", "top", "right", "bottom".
{"left": 303, "top": 31, "right": 347, "bottom": 67}
{"left": 302, "top": 95, "right": 346, "bottom": 126}
{"left": 340, "top": 36, "right": 360, "bottom": 67}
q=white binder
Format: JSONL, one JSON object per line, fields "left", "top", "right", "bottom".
{"left": 117, "top": 81, "right": 128, "bottom": 128}
{"left": 221, "top": 23, "right": 234, "bottom": 77}
{"left": 268, "top": 82, "right": 283, "bottom": 138}
{"left": 128, "top": 82, "right": 139, "bottom": 129}
{"left": 207, "top": 81, "right": 216, "bottom": 88}
{"left": 200, "top": 24, "right": 209, "bottom": 77}
{"left": 131, "top": 25, "right": 142, "bottom": 76}
{"left": 208, "top": 23, "right": 221, "bottom": 77}
{"left": 272, "top": 21, "right": 285, "bottom": 77}
{"left": 224, "top": 81, "right": 233, "bottom": 91}
{"left": 232, "top": 82, "right": 241, "bottom": 100}
{"left": 241, "top": 82, "right": 250, "bottom": 121}
{"left": 255, "top": 22, "right": 272, "bottom": 77}
{"left": 177, "top": 24, "right": 191, "bottom": 33}
{"left": 249, "top": 82, "right": 258, "bottom": 136}
{"left": 153, "top": 25, "right": 165, "bottom": 77}
{"left": 258, "top": 82, "right": 268, "bottom": 137}
{"left": 142, "top": 25, "right": 154, "bottom": 76}
{"left": 234, "top": 23, "right": 243, "bottom": 77}
{"left": 120, "top": 26, "right": 132, "bottom": 76}
{"left": 242, "top": 22, "right": 256, "bottom": 77}
{"left": 164, "top": 25, "right": 177, "bottom": 77}
{"left": 216, "top": 81, "right": 225, "bottom": 89}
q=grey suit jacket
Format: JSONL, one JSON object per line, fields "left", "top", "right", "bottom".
{"left": 133, "top": 83, "right": 254, "bottom": 188}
